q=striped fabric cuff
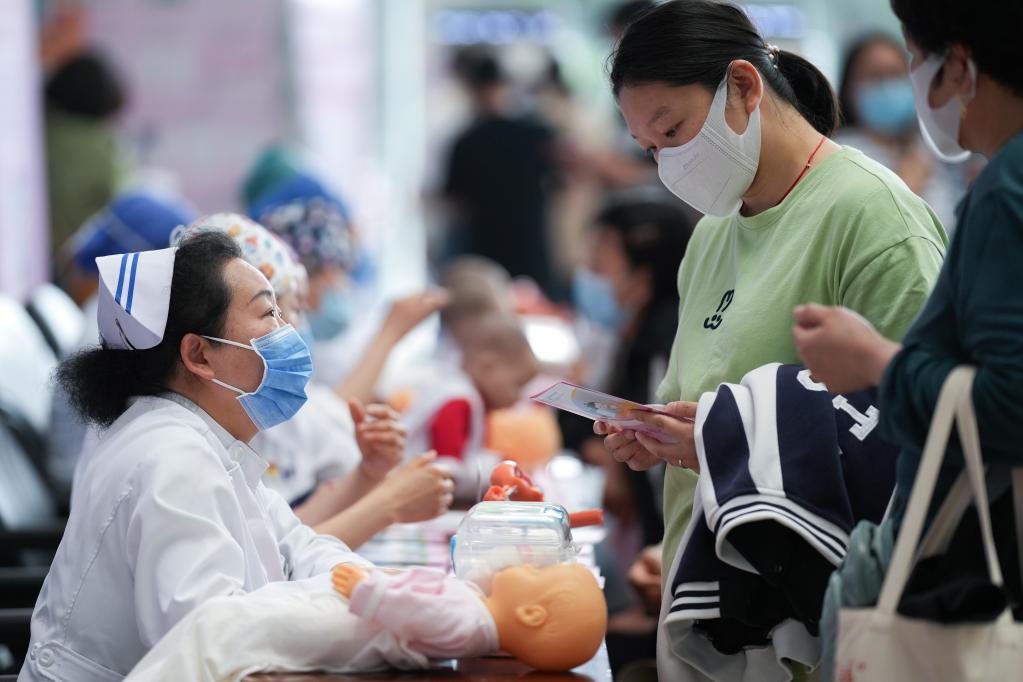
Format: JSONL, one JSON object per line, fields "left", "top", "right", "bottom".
{"left": 710, "top": 494, "right": 850, "bottom": 569}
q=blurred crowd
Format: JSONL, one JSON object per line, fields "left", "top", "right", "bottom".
{"left": 4, "top": 1, "right": 988, "bottom": 678}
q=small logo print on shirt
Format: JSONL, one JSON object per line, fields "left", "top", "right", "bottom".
{"left": 704, "top": 290, "right": 734, "bottom": 330}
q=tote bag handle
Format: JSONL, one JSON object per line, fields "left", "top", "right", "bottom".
{"left": 876, "top": 366, "right": 1005, "bottom": 615}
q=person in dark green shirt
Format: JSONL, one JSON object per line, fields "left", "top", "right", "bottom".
{"left": 793, "top": 0, "right": 1023, "bottom": 528}
{"left": 794, "top": 4, "right": 1023, "bottom": 675}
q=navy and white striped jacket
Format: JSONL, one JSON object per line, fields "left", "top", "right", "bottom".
{"left": 660, "top": 363, "right": 897, "bottom": 681}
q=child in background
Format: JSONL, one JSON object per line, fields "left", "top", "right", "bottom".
{"left": 402, "top": 312, "right": 539, "bottom": 496}
{"left": 435, "top": 256, "right": 515, "bottom": 367}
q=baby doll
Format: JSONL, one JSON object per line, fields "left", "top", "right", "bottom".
{"left": 333, "top": 561, "right": 607, "bottom": 671}
{"left": 125, "top": 563, "right": 606, "bottom": 681}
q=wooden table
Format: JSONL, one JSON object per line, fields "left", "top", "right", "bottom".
{"left": 246, "top": 644, "right": 611, "bottom": 681}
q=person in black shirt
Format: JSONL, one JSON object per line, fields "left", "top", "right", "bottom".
{"left": 441, "top": 46, "right": 559, "bottom": 297}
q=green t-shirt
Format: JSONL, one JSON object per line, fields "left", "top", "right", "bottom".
{"left": 657, "top": 146, "right": 948, "bottom": 570}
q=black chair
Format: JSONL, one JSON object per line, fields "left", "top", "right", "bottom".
{"left": 0, "top": 415, "right": 62, "bottom": 561}
{"left": 24, "top": 284, "right": 84, "bottom": 361}
{"left": 0, "top": 295, "right": 58, "bottom": 451}
{"left": 0, "top": 295, "right": 68, "bottom": 673}
{"left": 0, "top": 568, "right": 47, "bottom": 609}
{"left": 0, "top": 293, "right": 69, "bottom": 520}
{"left": 0, "top": 419, "right": 63, "bottom": 672}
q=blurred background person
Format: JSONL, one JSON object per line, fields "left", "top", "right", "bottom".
{"left": 605, "top": 0, "right": 654, "bottom": 43}
{"left": 43, "top": 47, "right": 130, "bottom": 267}
{"left": 560, "top": 194, "right": 694, "bottom": 676}
{"left": 400, "top": 307, "right": 539, "bottom": 498}
{"left": 259, "top": 197, "right": 449, "bottom": 402}
{"left": 439, "top": 44, "right": 561, "bottom": 299}
{"left": 835, "top": 33, "right": 967, "bottom": 230}
{"left": 57, "top": 190, "right": 196, "bottom": 309}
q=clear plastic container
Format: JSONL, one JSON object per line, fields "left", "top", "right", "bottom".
{"left": 451, "top": 501, "right": 580, "bottom": 593}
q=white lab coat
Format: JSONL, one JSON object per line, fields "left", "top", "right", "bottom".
{"left": 19, "top": 393, "right": 370, "bottom": 682}
{"left": 251, "top": 382, "right": 362, "bottom": 505}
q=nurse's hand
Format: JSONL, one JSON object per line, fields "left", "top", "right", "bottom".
{"left": 351, "top": 399, "right": 406, "bottom": 481}
{"left": 793, "top": 304, "right": 901, "bottom": 394}
{"left": 380, "top": 451, "right": 456, "bottom": 523}
{"left": 381, "top": 290, "right": 451, "bottom": 342}
{"left": 630, "top": 402, "right": 699, "bottom": 471}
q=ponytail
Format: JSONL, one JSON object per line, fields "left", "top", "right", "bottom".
{"left": 773, "top": 49, "right": 839, "bottom": 136}
{"left": 610, "top": 0, "right": 838, "bottom": 136}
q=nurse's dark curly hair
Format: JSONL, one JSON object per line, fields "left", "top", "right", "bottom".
{"left": 609, "top": 0, "right": 839, "bottom": 137}
{"left": 57, "top": 232, "right": 241, "bottom": 426}
{"left": 891, "top": 0, "right": 1023, "bottom": 97}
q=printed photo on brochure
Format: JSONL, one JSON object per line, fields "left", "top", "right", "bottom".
{"left": 530, "top": 381, "right": 685, "bottom": 444}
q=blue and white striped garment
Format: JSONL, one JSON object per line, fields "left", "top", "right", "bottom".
{"left": 659, "top": 363, "right": 898, "bottom": 682}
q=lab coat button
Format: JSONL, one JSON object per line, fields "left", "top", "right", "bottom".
{"left": 37, "top": 646, "right": 54, "bottom": 667}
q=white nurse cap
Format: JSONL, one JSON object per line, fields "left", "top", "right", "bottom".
{"left": 96, "top": 247, "right": 178, "bottom": 350}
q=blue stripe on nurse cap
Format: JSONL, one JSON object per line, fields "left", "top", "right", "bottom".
{"left": 96, "top": 247, "right": 177, "bottom": 350}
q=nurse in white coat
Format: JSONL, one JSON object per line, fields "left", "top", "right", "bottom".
{"left": 20, "top": 231, "right": 369, "bottom": 682}
{"left": 174, "top": 214, "right": 455, "bottom": 550}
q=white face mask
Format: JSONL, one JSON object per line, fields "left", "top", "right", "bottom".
{"left": 908, "top": 53, "right": 976, "bottom": 163}
{"left": 656, "top": 69, "right": 762, "bottom": 217}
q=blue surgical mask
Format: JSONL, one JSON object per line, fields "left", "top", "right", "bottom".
{"left": 204, "top": 324, "right": 313, "bottom": 431}
{"left": 573, "top": 268, "right": 623, "bottom": 330}
{"left": 307, "top": 287, "right": 354, "bottom": 341}
{"left": 856, "top": 78, "right": 916, "bottom": 136}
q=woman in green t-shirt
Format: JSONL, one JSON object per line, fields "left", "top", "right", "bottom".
{"left": 592, "top": 0, "right": 947, "bottom": 646}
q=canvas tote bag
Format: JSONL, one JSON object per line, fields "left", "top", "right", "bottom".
{"left": 834, "top": 366, "right": 1023, "bottom": 681}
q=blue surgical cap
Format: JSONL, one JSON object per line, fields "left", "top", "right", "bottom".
{"left": 247, "top": 173, "right": 351, "bottom": 226}
{"left": 70, "top": 191, "right": 197, "bottom": 274}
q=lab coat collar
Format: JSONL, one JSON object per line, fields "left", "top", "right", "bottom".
{"left": 161, "top": 392, "right": 269, "bottom": 488}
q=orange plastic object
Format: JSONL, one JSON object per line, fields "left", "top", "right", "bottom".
{"left": 483, "top": 485, "right": 514, "bottom": 502}
{"left": 568, "top": 509, "right": 605, "bottom": 528}
{"left": 486, "top": 406, "right": 562, "bottom": 469}
{"left": 490, "top": 461, "right": 544, "bottom": 502}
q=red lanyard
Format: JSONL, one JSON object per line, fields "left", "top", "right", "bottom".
{"left": 778, "top": 136, "right": 826, "bottom": 205}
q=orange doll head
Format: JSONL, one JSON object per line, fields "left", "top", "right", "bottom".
{"left": 484, "top": 562, "right": 607, "bottom": 671}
